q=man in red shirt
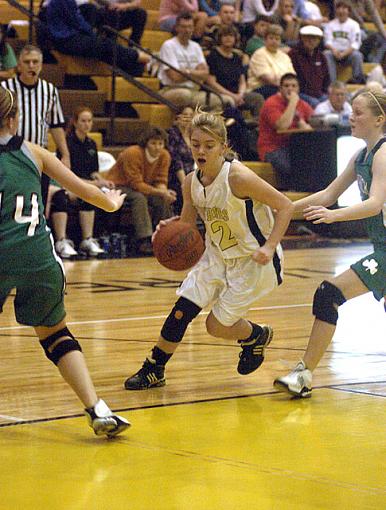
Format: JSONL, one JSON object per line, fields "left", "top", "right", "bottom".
{"left": 258, "top": 73, "right": 314, "bottom": 190}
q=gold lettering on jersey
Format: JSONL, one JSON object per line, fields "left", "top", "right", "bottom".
{"left": 205, "top": 207, "right": 229, "bottom": 222}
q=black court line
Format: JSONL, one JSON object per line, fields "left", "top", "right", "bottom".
{"left": 1, "top": 380, "right": 386, "bottom": 429}
{"left": 0, "top": 332, "right": 385, "bottom": 358}
{"left": 1, "top": 331, "right": 385, "bottom": 358}
{"left": 325, "top": 380, "right": 386, "bottom": 398}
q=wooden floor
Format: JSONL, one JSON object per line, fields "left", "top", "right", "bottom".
{"left": 0, "top": 244, "right": 385, "bottom": 509}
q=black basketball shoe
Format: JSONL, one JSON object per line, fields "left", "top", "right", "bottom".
{"left": 237, "top": 325, "right": 273, "bottom": 375}
{"left": 124, "top": 358, "right": 166, "bottom": 390}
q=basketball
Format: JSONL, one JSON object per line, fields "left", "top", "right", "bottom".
{"left": 152, "top": 221, "right": 205, "bottom": 271}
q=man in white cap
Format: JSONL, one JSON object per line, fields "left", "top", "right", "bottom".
{"left": 289, "top": 25, "right": 330, "bottom": 107}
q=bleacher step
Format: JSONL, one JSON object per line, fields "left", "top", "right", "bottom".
{"left": 93, "top": 117, "right": 150, "bottom": 145}
{"left": 59, "top": 90, "right": 107, "bottom": 116}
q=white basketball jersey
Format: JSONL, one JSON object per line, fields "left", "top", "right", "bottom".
{"left": 191, "top": 160, "right": 281, "bottom": 262}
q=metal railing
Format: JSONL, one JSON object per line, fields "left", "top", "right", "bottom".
{"left": 5, "top": 0, "right": 225, "bottom": 144}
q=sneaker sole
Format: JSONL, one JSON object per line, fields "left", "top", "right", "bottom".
{"left": 124, "top": 379, "right": 166, "bottom": 390}
{"left": 93, "top": 419, "right": 131, "bottom": 437}
{"left": 106, "top": 422, "right": 131, "bottom": 437}
{"left": 273, "top": 379, "right": 312, "bottom": 398}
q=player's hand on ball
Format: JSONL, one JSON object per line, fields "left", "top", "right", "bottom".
{"left": 105, "top": 189, "right": 127, "bottom": 212}
{"left": 252, "top": 245, "right": 275, "bottom": 265}
{"left": 152, "top": 216, "right": 180, "bottom": 242}
{"left": 303, "top": 205, "right": 335, "bottom": 224}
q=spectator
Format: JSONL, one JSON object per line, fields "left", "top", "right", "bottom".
{"left": 1, "top": 44, "right": 70, "bottom": 209}
{"left": 51, "top": 106, "right": 113, "bottom": 258}
{"left": 167, "top": 104, "right": 195, "bottom": 214}
{"left": 348, "top": 0, "right": 386, "bottom": 41}
{"left": 105, "top": 127, "right": 174, "bottom": 255}
{"left": 158, "top": 12, "right": 222, "bottom": 108}
{"left": 366, "top": 51, "right": 386, "bottom": 90}
{"left": 242, "top": 0, "right": 280, "bottom": 23}
{"left": 159, "top": 0, "right": 209, "bottom": 39}
{"left": 206, "top": 25, "right": 264, "bottom": 114}
{"left": 304, "top": 0, "right": 327, "bottom": 23}
{"left": 199, "top": 0, "right": 222, "bottom": 19}
{"left": 78, "top": 0, "right": 147, "bottom": 45}
{"left": 245, "top": 14, "right": 272, "bottom": 56}
{"left": 258, "top": 72, "right": 314, "bottom": 189}
{"left": 271, "top": 0, "right": 301, "bottom": 45}
{"left": 0, "top": 25, "right": 17, "bottom": 80}
{"left": 201, "top": 2, "right": 242, "bottom": 51}
{"left": 313, "top": 80, "right": 352, "bottom": 122}
{"left": 323, "top": 0, "right": 365, "bottom": 84}
{"left": 247, "top": 24, "right": 295, "bottom": 98}
{"left": 45, "top": 0, "right": 150, "bottom": 77}
{"left": 289, "top": 25, "right": 330, "bottom": 107}
{"left": 241, "top": 0, "right": 280, "bottom": 40}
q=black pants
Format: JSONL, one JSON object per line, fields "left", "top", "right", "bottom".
{"left": 102, "top": 8, "right": 147, "bottom": 44}
{"left": 52, "top": 33, "right": 144, "bottom": 76}
{"left": 79, "top": 4, "right": 147, "bottom": 44}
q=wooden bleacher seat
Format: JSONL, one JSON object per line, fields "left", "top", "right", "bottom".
{"left": 132, "top": 103, "right": 173, "bottom": 129}
{"left": 47, "top": 131, "right": 103, "bottom": 152}
{"left": 59, "top": 90, "right": 107, "bottom": 116}
{"left": 337, "top": 62, "right": 378, "bottom": 83}
{"left": 92, "top": 76, "right": 160, "bottom": 103}
{"left": 51, "top": 51, "right": 111, "bottom": 76}
{"left": 243, "top": 162, "right": 312, "bottom": 220}
{"left": 120, "top": 29, "right": 172, "bottom": 52}
{"left": 145, "top": 10, "right": 160, "bottom": 30}
{"left": 0, "top": 3, "right": 29, "bottom": 23}
{"left": 243, "top": 161, "right": 277, "bottom": 187}
{"left": 141, "top": 0, "right": 161, "bottom": 9}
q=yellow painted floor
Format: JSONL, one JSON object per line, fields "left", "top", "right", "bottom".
{"left": 0, "top": 248, "right": 385, "bottom": 509}
{"left": 1, "top": 389, "right": 385, "bottom": 510}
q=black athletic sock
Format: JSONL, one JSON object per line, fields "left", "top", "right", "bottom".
{"left": 240, "top": 322, "right": 263, "bottom": 344}
{"left": 151, "top": 346, "right": 173, "bottom": 366}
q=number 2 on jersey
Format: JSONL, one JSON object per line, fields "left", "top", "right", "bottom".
{"left": 211, "top": 220, "right": 238, "bottom": 251}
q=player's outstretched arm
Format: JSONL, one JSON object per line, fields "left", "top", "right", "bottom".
{"left": 305, "top": 146, "right": 386, "bottom": 224}
{"left": 30, "top": 144, "right": 126, "bottom": 212}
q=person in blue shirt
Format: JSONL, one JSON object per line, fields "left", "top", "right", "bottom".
{"left": 44, "top": 0, "right": 149, "bottom": 76}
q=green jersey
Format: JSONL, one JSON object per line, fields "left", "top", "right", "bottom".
{"left": 354, "top": 137, "right": 386, "bottom": 250}
{"left": 0, "top": 135, "right": 57, "bottom": 273}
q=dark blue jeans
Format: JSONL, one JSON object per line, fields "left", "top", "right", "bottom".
{"left": 52, "top": 33, "right": 144, "bottom": 76}
{"left": 265, "top": 147, "right": 291, "bottom": 190}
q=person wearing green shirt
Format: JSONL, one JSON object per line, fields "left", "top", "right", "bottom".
{"left": 245, "top": 14, "right": 271, "bottom": 57}
{"left": 0, "top": 25, "right": 17, "bottom": 79}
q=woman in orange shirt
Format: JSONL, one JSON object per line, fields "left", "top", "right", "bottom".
{"left": 106, "top": 127, "right": 176, "bottom": 255}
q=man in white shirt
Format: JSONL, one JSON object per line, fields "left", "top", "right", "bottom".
{"left": 313, "top": 81, "right": 352, "bottom": 123}
{"left": 323, "top": 0, "right": 365, "bottom": 83}
{"left": 158, "top": 12, "right": 221, "bottom": 107}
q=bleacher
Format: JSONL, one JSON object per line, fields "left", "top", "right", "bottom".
{"left": 2, "top": 0, "right": 385, "bottom": 219}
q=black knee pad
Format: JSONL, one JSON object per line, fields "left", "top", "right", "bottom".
{"left": 40, "top": 327, "right": 82, "bottom": 365}
{"left": 161, "top": 297, "right": 201, "bottom": 343}
{"left": 50, "top": 189, "right": 69, "bottom": 213}
{"left": 312, "top": 281, "right": 346, "bottom": 325}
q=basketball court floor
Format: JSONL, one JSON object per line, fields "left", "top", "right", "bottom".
{"left": 0, "top": 243, "right": 385, "bottom": 509}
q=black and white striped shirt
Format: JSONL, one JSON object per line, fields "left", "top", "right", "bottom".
{"left": 0, "top": 76, "right": 66, "bottom": 148}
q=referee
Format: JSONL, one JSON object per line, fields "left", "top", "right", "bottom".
{"left": 0, "top": 44, "right": 70, "bottom": 208}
